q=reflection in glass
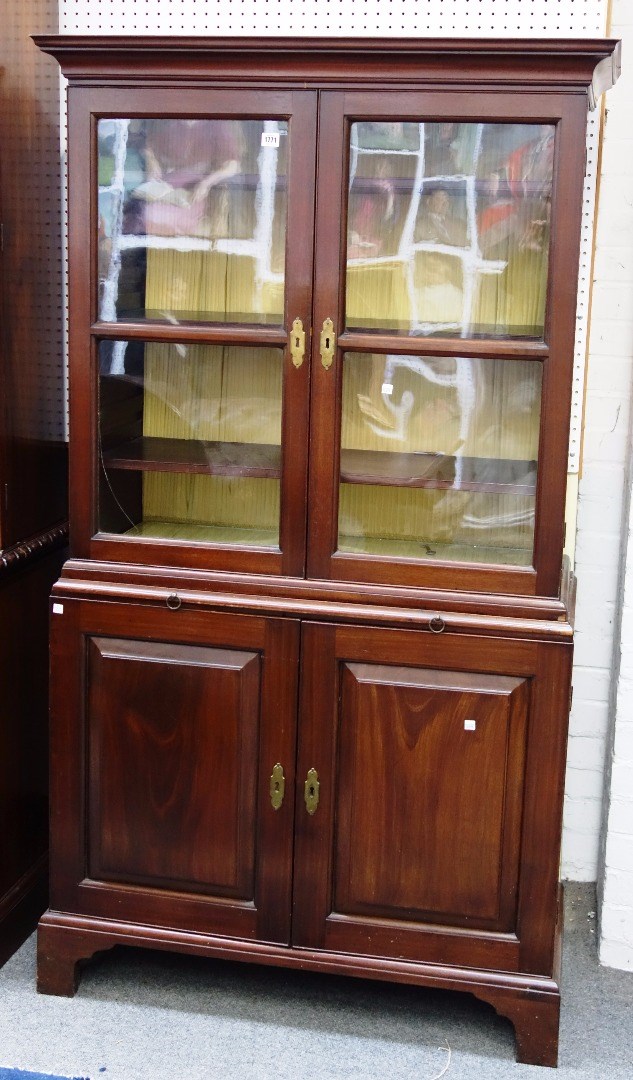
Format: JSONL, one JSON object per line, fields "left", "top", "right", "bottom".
{"left": 338, "top": 352, "right": 542, "bottom": 566}
{"left": 98, "top": 118, "right": 288, "bottom": 325}
{"left": 98, "top": 340, "right": 282, "bottom": 546}
{"left": 346, "top": 121, "right": 554, "bottom": 338}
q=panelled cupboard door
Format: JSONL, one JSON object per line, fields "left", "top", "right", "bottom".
{"left": 67, "top": 86, "right": 317, "bottom": 576}
{"left": 49, "top": 599, "right": 300, "bottom": 944}
{"left": 292, "top": 623, "right": 572, "bottom": 975}
{"left": 307, "top": 89, "right": 587, "bottom": 598}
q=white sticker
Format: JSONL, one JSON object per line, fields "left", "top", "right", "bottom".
{"left": 52, "top": 602, "right": 64, "bottom": 615}
{"left": 261, "top": 132, "right": 280, "bottom": 148}
{"left": 381, "top": 382, "right": 394, "bottom": 396}
{"left": 464, "top": 719, "right": 476, "bottom": 731}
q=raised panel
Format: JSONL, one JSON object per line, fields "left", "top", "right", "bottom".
{"left": 334, "top": 664, "right": 529, "bottom": 928}
{"left": 87, "top": 636, "right": 260, "bottom": 898}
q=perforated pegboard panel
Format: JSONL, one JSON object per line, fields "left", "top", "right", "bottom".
{"left": 60, "top": 0, "right": 610, "bottom": 471}
{"left": 570, "top": 108, "right": 602, "bottom": 472}
{"left": 2, "top": 0, "right": 65, "bottom": 445}
{"left": 61, "top": 0, "right": 607, "bottom": 37}
{"left": 0, "top": 0, "right": 67, "bottom": 546}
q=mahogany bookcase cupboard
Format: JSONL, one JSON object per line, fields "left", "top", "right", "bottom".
{"left": 35, "top": 36, "right": 620, "bottom": 1067}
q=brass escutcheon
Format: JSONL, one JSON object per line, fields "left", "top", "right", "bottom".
{"left": 320, "top": 318, "right": 335, "bottom": 370}
{"left": 270, "top": 762, "right": 285, "bottom": 810}
{"left": 290, "top": 317, "right": 305, "bottom": 368}
{"left": 304, "top": 767, "right": 320, "bottom": 815}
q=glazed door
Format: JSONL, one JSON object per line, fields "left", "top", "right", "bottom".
{"left": 307, "top": 90, "right": 587, "bottom": 596}
{"left": 49, "top": 598, "right": 300, "bottom": 943}
{"left": 292, "top": 622, "right": 571, "bottom": 974}
{"left": 68, "top": 86, "right": 317, "bottom": 575}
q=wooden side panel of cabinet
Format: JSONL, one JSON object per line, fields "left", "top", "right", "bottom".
{"left": 293, "top": 622, "right": 571, "bottom": 976}
{"left": 49, "top": 599, "right": 300, "bottom": 945}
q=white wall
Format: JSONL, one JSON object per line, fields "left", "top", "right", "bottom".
{"left": 593, "top": 0, "right": 633, "bottom": 972}
{"left": 562, "top": 137, "right": 631, "bottom": 884}
{"left": 562, "top": 0, "right": 633, "bottom": 919}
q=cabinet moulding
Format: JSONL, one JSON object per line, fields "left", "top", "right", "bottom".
{"left": 34, "top": 36, "right": 621, "bottom": 110}
{"left": 51, "top": 572, "right": 574, "bottom": 642}
{"left": 56, "top": 559, "right": 574, "bottom": 623}
{"left": 37, "top": 908, "right": 563, "bottom": 1067}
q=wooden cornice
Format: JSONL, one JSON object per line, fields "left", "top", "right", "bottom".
{"left": 33, "top": 36, "right": 620, "bottom": 108}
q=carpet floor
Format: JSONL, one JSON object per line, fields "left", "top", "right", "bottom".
{"left": 0, "top": 1071, "right": 88, "bottom": 1079}
{"left": 0, "top": 884, "right": 631, "bottom": 1080}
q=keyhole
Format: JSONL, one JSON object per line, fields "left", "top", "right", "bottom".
{"left": 309, "top": 784, "right": 315, "bottom": 797}
{"left": 295, "top": 337, "right": 300, "bottom": 348}
{"left": 274, "top": 781, "right": 280, "bottom": 793}
{"left": 325, "top": 337, "right": 330, "bottom": 350}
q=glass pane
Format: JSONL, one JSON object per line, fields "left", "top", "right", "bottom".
{"left": 98, "top": 118, "right": 288, "bottom": 324}
{"left": 98, "top": 340, "right": 282, "bottom": 546}
{"left": 338, "top": 352, "right": 541, "bottom": 566}
{"left": 346, "top": 122, "right": 554, "bottom": 338}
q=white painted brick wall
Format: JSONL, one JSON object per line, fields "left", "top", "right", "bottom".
{"left": 562, "top": 2, "right": 633, "bottom": 884}
{"left": 592, "top": 0, "right": 633, "bottom": 971}
{"left": 605, "top": 830, "right": 633, "bottom": 873}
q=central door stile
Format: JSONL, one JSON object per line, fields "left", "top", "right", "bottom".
{"left": 306, "top": 92, "right": 349, "bottom": 582}
{"left": 278, "top": 91, "right": 319, "bottom": 578}
{"left": 253, "top": 615, "right": 303, "bottom": 944}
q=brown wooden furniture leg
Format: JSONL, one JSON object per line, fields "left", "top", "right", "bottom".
{"left": 37, "top": 918, "right": 113, "bottom": 997}
{"left": 476, "top": 986, "right": 561, "bottom": 1068}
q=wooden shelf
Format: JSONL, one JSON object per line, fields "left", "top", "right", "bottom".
{"left": 103, "top": 436, "right": 281, "bottom": 478}
{"left": 338, "top": 533, "right": 533, "bottom": 567}
{"left": 340, "top": 448, "right": 537, "bottom": 495}
{"left": 101, "top": 311, "right": 286, "bottom": 330}
{"left": 103, "top": 437, "right": 536, "bottom": 495}
{"left": 350, "top": 176, "right": 550, "bottom": 200}
{"left": 124, "top": 519, "right": 279, "bottom": 547}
